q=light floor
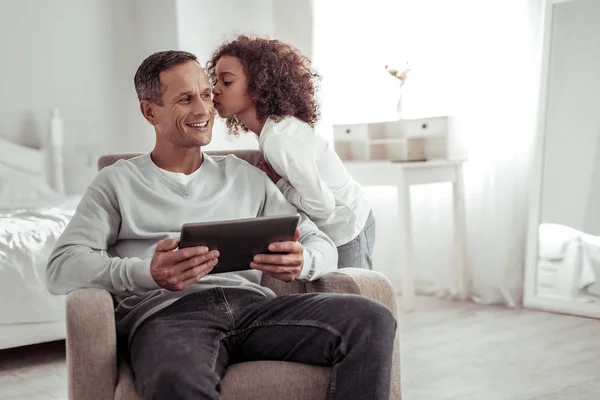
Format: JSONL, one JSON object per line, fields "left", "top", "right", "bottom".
{"left": 1, "top": 296, "right": 600, "bottom": 399}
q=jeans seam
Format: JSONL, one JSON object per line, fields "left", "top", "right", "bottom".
{"left": 209, "top": 333, "right": 227, "bottom": 372}
{"left": 219, "top": 287, "right": 236, "bottom": 329}
{"left": 328, "top": 363, "right": 339, "bottom": 400}
{"left": 358, "top": 232, "right": 364, "bottom": 267}
{"left": 226, "top": 319, "right": 348, "bottom": 355}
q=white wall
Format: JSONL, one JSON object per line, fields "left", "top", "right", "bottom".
{"left": 112, "top": 0, "right": 180, "bottom": 154}
{"left": 541, "top": 0, "right": 600, "bottom": 235}
{"left": 0, "top": 0, "right": 126, "bottom": 193}
{"left": 273, "top": 0, "right": 313, "bottom": 58}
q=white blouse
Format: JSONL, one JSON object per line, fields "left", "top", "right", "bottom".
{"left": 258, "top": 117, "right": 372, "bottom": 246}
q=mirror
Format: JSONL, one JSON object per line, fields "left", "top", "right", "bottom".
{"left": 525, "top": 0, "right": 600, "bottom": 317}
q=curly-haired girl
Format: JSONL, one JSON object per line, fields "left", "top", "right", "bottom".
{"left": 207, "top": 35, "right": 375, "bottom": 270}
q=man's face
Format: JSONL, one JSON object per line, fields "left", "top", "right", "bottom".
{"left": 148, "top": 61, "right": 214, "bottom": 148}
{"left": 212, "top": 56, "right": 254, "bottom": 118}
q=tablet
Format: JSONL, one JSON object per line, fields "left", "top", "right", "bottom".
{"left": 179, "top": 214, "right": 300, "bottom": 274}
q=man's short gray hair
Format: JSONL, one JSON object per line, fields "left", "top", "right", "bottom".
{"left": 134, "top": 50, "right": 198, "bottom": 106}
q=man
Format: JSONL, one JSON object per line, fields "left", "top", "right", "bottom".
{"left": 47, "top": 50, "right": 396, "bottom": 400}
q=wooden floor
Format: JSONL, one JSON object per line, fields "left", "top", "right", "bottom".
{"left": 401, "top": 296, "right": 600, "bottom": 400}
{"left": 1, "top": 296, "right": 600, "bottom": 399}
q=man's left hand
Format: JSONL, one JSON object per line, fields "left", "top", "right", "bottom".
{"left": 250, "top": 229, "right": 303, "bottom": 282}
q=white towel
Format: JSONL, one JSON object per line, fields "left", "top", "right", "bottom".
{"left": 538, "top": 223, "right": 581, "bottom": 261}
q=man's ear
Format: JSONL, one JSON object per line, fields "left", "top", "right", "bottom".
{"left": 140, "top": 100, "right": 157, "bottom": 125}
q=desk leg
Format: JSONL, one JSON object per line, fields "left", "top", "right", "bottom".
{"left": 398, "top": 181, "right": 415, "bottom": 311}
{"left": 453, "top": 164, "right": 468, "bottom": 300}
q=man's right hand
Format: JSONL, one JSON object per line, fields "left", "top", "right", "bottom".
{"left": 150, "top": 238, "right": 219, "bottom": 291}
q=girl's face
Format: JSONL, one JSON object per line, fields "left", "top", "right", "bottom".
{"left": 212, "top": 56, "right": 254, "bottom": 118}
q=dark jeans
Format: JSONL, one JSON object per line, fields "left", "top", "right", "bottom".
{"left": 129, "top": 287, "right": 397, "bottom": 400}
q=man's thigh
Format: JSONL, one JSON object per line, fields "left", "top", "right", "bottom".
{"left": 230, "top": 292, "right": 394, "bottom": 365}
{"left": 128, "top": 291, "right": 235, "bottom": 397}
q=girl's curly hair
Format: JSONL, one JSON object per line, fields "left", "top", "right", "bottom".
{"left": 206, "top": 35, "right": 321, "bottom": 133}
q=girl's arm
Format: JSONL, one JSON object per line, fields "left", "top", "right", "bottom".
{"left": 263, "top": 133, "right": 335, "bottom": 219}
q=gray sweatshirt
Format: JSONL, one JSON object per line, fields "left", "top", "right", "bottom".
{"left": 46, "top": 153, "right": 338, "bottom": 340}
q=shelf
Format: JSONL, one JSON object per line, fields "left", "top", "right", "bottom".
{"left": 368, "top": 139, "right": 405, "bottom": 145}
{"left": 333, "top": 115, "right": 466, "bottom": 163}
{"left": 334, "top": 138, "right": 369, "bottom": 143}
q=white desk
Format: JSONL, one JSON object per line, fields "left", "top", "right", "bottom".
{"left": 344, "top": 159, "right": 468, "bottom": 310}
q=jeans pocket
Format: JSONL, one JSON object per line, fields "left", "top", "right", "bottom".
{"left": 337, "top": 237, "right": 361, "bottom": 268}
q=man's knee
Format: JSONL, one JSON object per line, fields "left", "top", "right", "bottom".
{"left": 362, "top": 298, "right": 396, "bottom": 332}
{"left": 341, "top": 295, "right": 397, "bottom": 341}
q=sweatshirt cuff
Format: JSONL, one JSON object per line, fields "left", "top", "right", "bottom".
{"left": 131, "top": 258, "right": 160, "bottom": 291}
{"left": 296, "top": 248, "right": 316, "bottom": 281}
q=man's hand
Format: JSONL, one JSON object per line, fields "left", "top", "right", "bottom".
{"left": 250, "top": 229, "right": 303, "bottom": 282}
{"left": 150, "top": 238, "right": 219, "bottom": 291}
{"left": 258, "top": 159, "right": 281, "bottom": 184}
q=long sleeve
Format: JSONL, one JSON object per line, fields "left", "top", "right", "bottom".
{"left": 263, "top": 130, "right": 335, "bottom": 219}
{"left": 261, "top": 177, "right": 338, "bottom": 281}
{"left": 46, "top": 186, "right": 159, "bottom": 296}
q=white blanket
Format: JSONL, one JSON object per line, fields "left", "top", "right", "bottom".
{"left": 538, "top": 223, "right": 581, "bottom": 261}
{"left": 538, "top": 223, "right": 600, "bottom": 296}
{"left": 0, "top": 195, "right": 81, "bottom": 324}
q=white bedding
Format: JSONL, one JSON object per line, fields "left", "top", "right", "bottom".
{"left": 538, "top": 223, "right": 600, "bottom": 297}
{"left": 0, "top": 195, "right": 81, "bottom": 325}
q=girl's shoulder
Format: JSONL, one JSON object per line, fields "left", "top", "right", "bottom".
{"left": 268, "top": 116, "right": 314, "bottom": 138}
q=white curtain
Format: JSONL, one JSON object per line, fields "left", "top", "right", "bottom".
{"left": 313, "top": 0, "right": 545, "bottom": 305}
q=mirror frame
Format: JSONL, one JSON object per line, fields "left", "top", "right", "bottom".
{"left": 523, "top": 0, "right": 600, "bottom": 318}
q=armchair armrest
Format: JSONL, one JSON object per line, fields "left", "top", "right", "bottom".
{"left": 305, "top": 268, "right": 398, "bottom": 314}
{"left": 66, "top": 288, "right": 118, "bottom": 400}
{"left": 306, "top": 269, "right": 401, "bottom": 400}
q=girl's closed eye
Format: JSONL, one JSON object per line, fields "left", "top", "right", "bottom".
{"left": 223, "top": 81, "right": 232, "bottom": 86}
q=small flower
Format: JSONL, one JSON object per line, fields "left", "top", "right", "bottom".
{"left": 385, "top": 64, "right": 410, "bottom": 87}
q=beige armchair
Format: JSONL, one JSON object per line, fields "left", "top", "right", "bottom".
{"left": 65, "top": 150, "right": 401, "bottom": 400}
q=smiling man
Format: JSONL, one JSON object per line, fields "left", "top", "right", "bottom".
{"left": 46, "top": 50, "right": 397, "bottom": 400}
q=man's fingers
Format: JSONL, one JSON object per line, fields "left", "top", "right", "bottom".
{"left": 250, "top": 263, "right": 300, "bottom": 282}
{"left": 178, "top": 260, "right": 216, "bottom": 284}
{"left": 155, "top": 238, "right": 180, "bottom": 252}
{"left": 253, "top": 252, "right": 302, "bottom": 266}
{"left": 250, "top": 262, "right": 299, "bottom": 274}
{"left": 170, "top": 245, "right": 210, "bottom": 263}
{"left": 293, "top": 229, "right": 300, "bottom": 242}
{"left": 176, "top": 251, "right": 219, "bottom": 272}
{"left": 173, "top": 265, "right": 215, "bottom": 290}
{"left": 266, "top": 240, "right": 303, "bottom": 254}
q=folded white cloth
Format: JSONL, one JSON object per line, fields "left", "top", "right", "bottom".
{"left": 538, "top": 223, "right": 581, "bottom": 261}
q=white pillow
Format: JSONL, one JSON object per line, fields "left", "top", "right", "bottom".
{"left": 0, "top": 165, "right": 61, "bottom": 210}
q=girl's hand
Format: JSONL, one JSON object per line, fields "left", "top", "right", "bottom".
{"left": 258, "top": 160, "right": 281, "bottom": 184}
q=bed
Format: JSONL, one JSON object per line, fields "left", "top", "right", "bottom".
{"left": 0, "top": 120, "right": 81, "bottom": 350}
{"left": 537, "top": 223, "right": 600, "bottom": 300}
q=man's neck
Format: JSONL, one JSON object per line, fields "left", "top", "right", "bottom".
{"left": 237, "top": 108, "right": 266, "bottom": 135}
{"left": 150, "top": 145, "right": 203, "bottom": 175}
